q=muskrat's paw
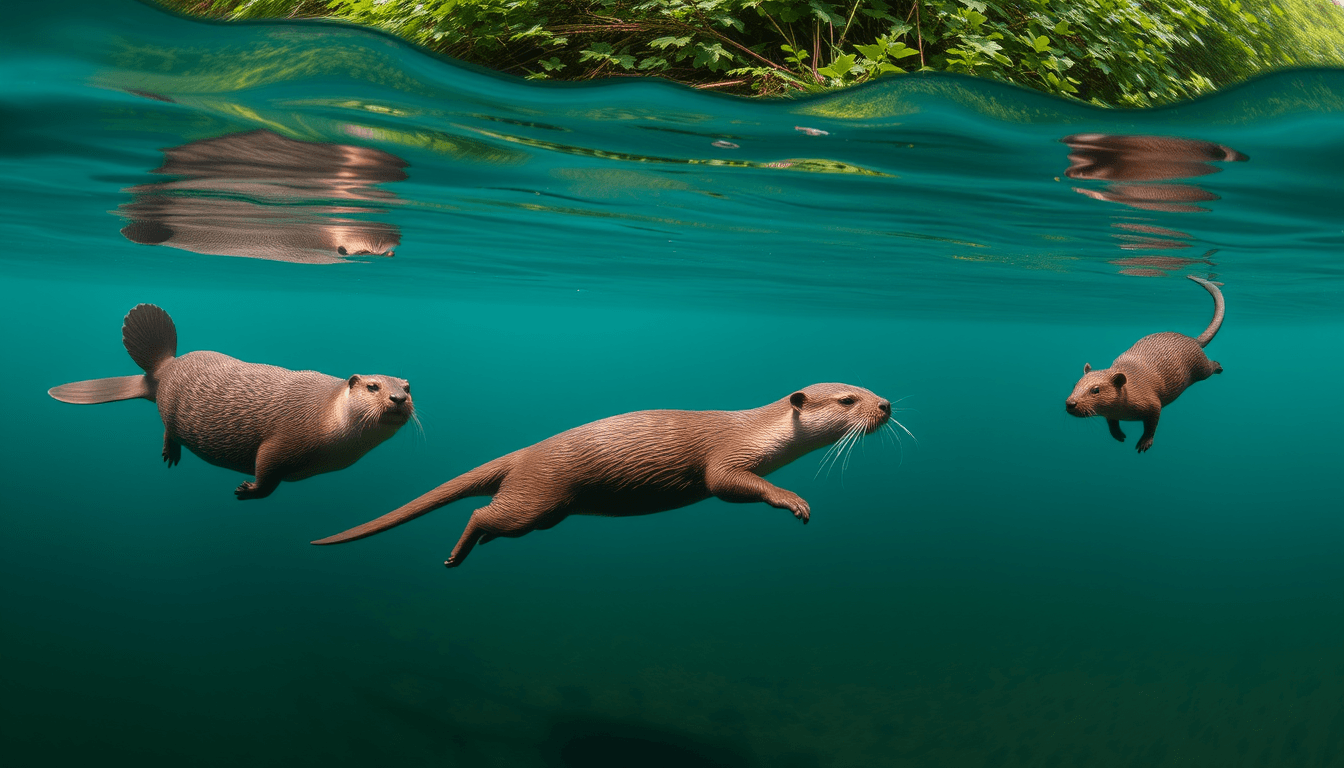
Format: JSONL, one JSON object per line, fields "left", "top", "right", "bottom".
{"left": 1136, "top": 437, "right": 1154, "bottom": 453}
{"left": 234, "top": 481, "right": 259, "bottom": 500}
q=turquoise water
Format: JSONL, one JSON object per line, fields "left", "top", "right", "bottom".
{"left": 3, "top": 2, "right": 1343, "bottom": 765}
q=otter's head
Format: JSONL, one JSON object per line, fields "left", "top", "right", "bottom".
{"left": 346, "top": 374, "right": 414, "bottom": 428}
{"left": 1065, "top": 364, "right": 1126, "bottom": 418}
{"left": 788, "top": 383, "right": 890, "bottom": 444}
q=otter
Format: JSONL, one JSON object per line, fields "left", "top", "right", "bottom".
{"left": 49, "top": 304, "right": 414, "bottom": 499}
{"left": 313, "top": 383, "right": 892, "bottom": 568}
{"left": 1065, "top": 276, "right": 1225, "bottom": 452}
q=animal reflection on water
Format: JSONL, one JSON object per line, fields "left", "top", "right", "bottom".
{"left": 117, "top": 129, "right": 407, "bottom": 265}
{"left": 1061, "top": 133, "right": 1248, "bottom": 278}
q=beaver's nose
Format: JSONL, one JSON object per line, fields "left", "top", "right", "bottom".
{"left": 878, "top": 399, "right": 890, "bottom": 414}
{"left": 1065, "top": 399, "right": 1077, "bottom": 412}
{"left": 390, "top": 393, "right": 407, "bottom": 405}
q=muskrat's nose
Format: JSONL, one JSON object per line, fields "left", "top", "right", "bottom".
{"left": 389, "top": 393, "right": 407, "bottom": 405}
{"left": 878, "top": 399, "right": 891, "bottom": 414}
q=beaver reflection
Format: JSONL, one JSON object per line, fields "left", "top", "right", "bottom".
{"left": 1062, "top": 133, "right": 1247, "bottom": 277}
{"left": 119, "top": 130, "right": 407, "bottom": 265}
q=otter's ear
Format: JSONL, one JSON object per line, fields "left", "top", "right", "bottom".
{"left": 1083, "top": 363, "right": 1091, "bottom": 374}
{"left": 789, "top": 392, "right": 807, "bottom": 412}
{"left": 347, "top": 374, "right": 362, "bottom": 389}
{"left": 1111, "top": 372, "right": 1126, "bottom": 388}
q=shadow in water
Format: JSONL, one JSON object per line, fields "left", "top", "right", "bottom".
{"left": 118, "top": 129, "right": 407, "bottom": 265}
{"left": 542, "top": 716, "right": 758, "bottom": 768}
{"left": 1060, "top": 133, "right": 1248, "bottom": 277}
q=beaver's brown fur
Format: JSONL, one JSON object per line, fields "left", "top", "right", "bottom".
{"left": 50, "top": 304, "right": 413, "bottom": 498}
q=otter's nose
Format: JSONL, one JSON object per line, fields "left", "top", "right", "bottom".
{"left": 878, "top": 399, "right": 891, "bottom": 414}
{"left": 1065, "top": 399, "right": 1077, "bottom": 412}
{"left": 390, "top": 393, "right": 407, "bottom": 405}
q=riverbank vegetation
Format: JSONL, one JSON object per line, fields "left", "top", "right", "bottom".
{"left": 159, "top": 1, "right": 1344, "bottom": 106}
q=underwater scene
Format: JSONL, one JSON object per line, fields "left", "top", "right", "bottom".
{"left": 3, "top": 2, "right": 1343, "bottom": 766}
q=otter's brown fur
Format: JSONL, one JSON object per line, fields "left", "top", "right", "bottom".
{"left": 313, "top": 383, "right": 891, "bottom": 568}
{"left": 50, "top": 304, "right": 414, "bottom": 499}
{"left": 1065, "top": 276, "right": 1224, "bottom": 452}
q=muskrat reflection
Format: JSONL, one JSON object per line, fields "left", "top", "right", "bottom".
{"left": 1062, "top": 133, "right": 1247, "bottom": 277}
{"left": 118, "top": 130, "right": 407, "bottom": 265}
{"left": 1063, "top": 133, "right": 1247, "bottom": 213}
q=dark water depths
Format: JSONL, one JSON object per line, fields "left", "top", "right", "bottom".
{"left": 2, "top": 2, "right": 1342, "bottom": 766}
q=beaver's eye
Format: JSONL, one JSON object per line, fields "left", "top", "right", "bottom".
{"left": 1091, "top": 387, "right": 1100, "bottom": 394}
{"left": 338, "top": 246, "right": 348, "bottom": 255}
{"left": 367, "top": 383, "right": 380, "bottom": 392}
{"left": 839, "top": 396, "right": 856, "bottom": 406}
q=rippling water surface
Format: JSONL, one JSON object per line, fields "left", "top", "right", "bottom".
{"left": 3, "top": 2, "right": 1342, "bottom": 766}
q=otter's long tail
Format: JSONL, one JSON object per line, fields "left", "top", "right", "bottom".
{"left": 1187, "top": 275, "right": 1225, "bottom": 348}
{"left": 311, "top": 455, "right": 516, "bottom": 545}
{"left": 49, "top": 304, "right": 179, "bottom": 404}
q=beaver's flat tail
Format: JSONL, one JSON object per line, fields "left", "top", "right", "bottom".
{"left": 122, "top": 303, "right": 177, "bottom": 376}
{"left": 311, "top": 455, "right": 516, "bottom": 545}
{"left": 1187, "top": 275, "right": 1225, "bottom": 348}
{"left": 49, "top": 375, "right": 153, "bottom": 404}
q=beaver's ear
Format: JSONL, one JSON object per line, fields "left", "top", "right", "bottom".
{"left": 1083, "top": 363, "right": 1091, "bottom": 374}
{"left": 789, "top": 391, "right": 807, "bottom": 412}
{"left": 347, "top": 374, "right": 362, "bottom": 389}
{"left": 1111, "top": 372, "right": 1126, "bottom": 388}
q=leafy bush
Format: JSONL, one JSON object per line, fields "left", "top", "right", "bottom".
{"left": 158, "top": 0, "right": 1344, "bottom": 106}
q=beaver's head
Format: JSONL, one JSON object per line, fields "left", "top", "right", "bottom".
{"left": 1065, "top": 363, "right": 1127, "bottom": 419}
{"left": 788, "top": 383, "right": 891, "bottom": 444}
{"left": 346, "top": 374, "right": 414, "bottom": 428}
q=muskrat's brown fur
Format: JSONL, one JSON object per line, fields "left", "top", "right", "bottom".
{"left": 1065, "top": 276, "right": 1224, "bottom": 452}
{"left": 313, "top": 384, "right": 891, "bottom": 568}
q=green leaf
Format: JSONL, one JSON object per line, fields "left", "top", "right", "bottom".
{"left": 1053, "top": 20, "right": 1070, "bottom": 35}
{"left": 854, "top": 43, "right": 887, "bottom": 61}
{"left": 1032, "top": 35, "right": 1050, "bottom": 53}
{"left": 817, "top": 53, "right": 857, "bottom": 78}
{"left": 650, "top": 36, "right": 692, "bottom": 50}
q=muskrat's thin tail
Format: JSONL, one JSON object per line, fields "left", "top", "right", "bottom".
{"left": 1187, "top": 275, "right": 1225, "bottom": 348}
{"left": 311, "top": 455, "right": 516, "bottom": 545}
{"left": 49, "top": 304, "right": 178, "bottom": 404}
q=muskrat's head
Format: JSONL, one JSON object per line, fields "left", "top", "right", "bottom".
{"left": 788, "top": 383, "right": 890, "bottom": 443}
{"left": 346, "top": 374, "right": 414, "bottom": 428}
{"left": 1065, "top": 363, "right": 1126, "bottom": 418}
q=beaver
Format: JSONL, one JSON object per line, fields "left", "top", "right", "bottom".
{"left": 50, "top": 304, "right": 414, "bottom": 498}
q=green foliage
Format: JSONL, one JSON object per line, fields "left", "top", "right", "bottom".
{"left": 158, "top": 0, "right": 1344, "bottom": 105}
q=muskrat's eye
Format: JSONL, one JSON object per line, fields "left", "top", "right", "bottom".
{"left": 1091, "top": 387, "right": 1100, "bottom": 394}
{"left": 367, "top": 383, "right": 380, "bottom": 392}
{"left": 839, "top": 396, "right": 856, "bottom": 406}
{"left": 338, "top": 246, "right": 348, "bottom": 255}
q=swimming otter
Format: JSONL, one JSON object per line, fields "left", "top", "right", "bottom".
{"left": 314, "top": 383, "right": 893, "bottom": 567}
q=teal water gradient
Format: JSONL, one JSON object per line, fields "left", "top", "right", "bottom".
{"left": 2, "top": 3, "right": 1342, "bottom": 766}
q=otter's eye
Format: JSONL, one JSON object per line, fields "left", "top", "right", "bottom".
{"left": 338, "top": 246, "right": 348, "bottom": 255}
{"left": 366, "top": 383, "right": 380, "bottom": 392}
{"left": 403, "top": 383, "right": 411, "bottom": 394}
{"left": 839, "top": 396, "right": 856, "bottom": 406}
{"left": 1091, "top": 387, "right": 1100, "bottom": 394}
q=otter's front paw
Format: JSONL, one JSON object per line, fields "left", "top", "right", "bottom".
{"left": 768, "top": 491, "right": 811, "bottom": 524}
{"left": 1136, "top": 437, "right": 1154, "bottom": 453}
{"left": 1110, "top": 428, "right": 1126, "bottom": 442}
{"left": 235, "top": 481, "right": 260, "bottom": 500}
